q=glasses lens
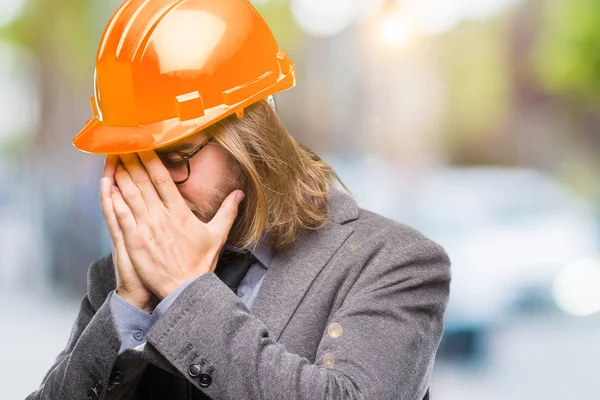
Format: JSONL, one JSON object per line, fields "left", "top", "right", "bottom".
{"left": 158, "top": 153, "right": 188, "bottom": 183}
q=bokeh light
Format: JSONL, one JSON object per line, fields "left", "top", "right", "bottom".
{"left": 290, "top": 0, "right": 356, "bottom": 37}
{"left": 378, "top": 12, "right": 412, "bottom": 47}
{"left": 553, "top": 258, "right": 600, "bottom": 317}
{"left": 402, "top": 0, "right": 521, "bottom": 34}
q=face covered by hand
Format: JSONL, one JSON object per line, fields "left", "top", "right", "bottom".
{"left": 100, "top": 145, "right": 245, "bottom": 303}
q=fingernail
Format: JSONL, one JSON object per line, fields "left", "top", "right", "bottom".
{"left": 235, "top": 191, "right": 245, "bottom": 204}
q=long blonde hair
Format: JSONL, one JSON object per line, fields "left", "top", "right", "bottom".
{"left": 204, "top": 99, "right": 345, "bottom": 252}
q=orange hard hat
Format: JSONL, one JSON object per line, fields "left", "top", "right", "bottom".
{"left": 72, "top": 0, "right": 296, "bottom": 154}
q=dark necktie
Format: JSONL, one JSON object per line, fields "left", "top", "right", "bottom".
{"left": 213, "top": 249, "right": 257, "bottom": 295}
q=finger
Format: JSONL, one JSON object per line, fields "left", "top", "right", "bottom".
{"left": 110, "top": 183, "right": 138, "bottom": 236}
{"left": 102, "top": 180, "right": 140, "bottom": 285}
{"left": 101, "top": 177, "right": 130, "bottom": 244}
{"left": 101, "top": 177, "right": 120, "bottom": 242}
{"left": 114, "top": 163, "right": 149, "bottom": 221}
{"left": 119, "top": 153, "right": 163, "bottom": 209}
{"left": 103, "top": 155, "right": 120, "bottom": 184}
{"left": 207, "top": 190, "right": 245, "bottom": 243}
{"left": 138, "top": 150, "right": 188, "bottom": 210}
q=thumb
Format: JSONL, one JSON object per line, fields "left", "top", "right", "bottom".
{"left": 207, "top": 190, "right": 245, "bottom": 240}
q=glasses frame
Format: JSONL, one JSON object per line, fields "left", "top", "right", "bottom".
{"left": 162, "top": 136, "right": 215, "bottom": 185}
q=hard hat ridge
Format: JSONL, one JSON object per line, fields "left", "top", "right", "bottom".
{"left": 73, "top": 0, "right": 295, "bottom": 154}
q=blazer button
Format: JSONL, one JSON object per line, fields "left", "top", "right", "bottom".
{"left": 188, "top": 364, "right": 202, "bottom": 377}
{"left": 110, "top": 369, "right": 124, "bottom": 384}
{"left": 199, "top": 373, "right": 212, "bottom": 388}
{"left": 107, "top": 369, "right": 124, "bottom": 392}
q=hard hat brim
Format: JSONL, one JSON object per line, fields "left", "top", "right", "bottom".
{"left": 73, "top": 70, "right": 295, "bottom": 155}
{"left": 73, "top": 107, "right": 231, "bottom": 155}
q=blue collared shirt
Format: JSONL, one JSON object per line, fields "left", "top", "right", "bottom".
{"left": 110, "top": 243, "right": 271, "bottom": 353}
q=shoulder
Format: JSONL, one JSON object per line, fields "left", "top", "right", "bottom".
{"left": 328, "top": 187, "right": 448, "bottom": 256}
{"left": 346, "top": 209, "right": 451, "bottom": 312}
{"left": 353, "top": 207, "right": 426, "bottom": 242}
{"left": 354, "top": 208, "right": 450, "bottom": 265}
{"left": 327, "top": 188, "right": 451, "bottom": 280}
{"left": 86, "top": 253, "right": 117, "bottom": 310}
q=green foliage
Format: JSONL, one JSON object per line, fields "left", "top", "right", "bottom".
{"left": 440, "top": 18, "right": 513, "bottom": 141}
{"left": 252, "top": 0, "right": 302, "bottom": 52}
{"left": 0, "top": 0, "right": 115, "bottom": 82}
{"left": 535, "top": 0, "right": 600, "bottom": 105}
{"left": 0, "top": 4, "right": 37, "bottom": 49}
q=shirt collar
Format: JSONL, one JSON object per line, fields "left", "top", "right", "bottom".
{"left": 223, "top": 236, "right": 272, "bottom": 269}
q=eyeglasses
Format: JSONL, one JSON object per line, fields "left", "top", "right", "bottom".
{"left": 157, "top": 136, "right": 214, "bottom": 184}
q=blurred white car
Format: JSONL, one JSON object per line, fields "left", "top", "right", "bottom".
{"left": 327, "top": 157, "right": 600, "bottom": 359}
{"left": 414, "top": 168, "right": 600, "bottom": 317}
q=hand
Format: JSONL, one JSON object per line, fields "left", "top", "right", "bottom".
{"left": 109, "top": 151, "right": 244, "bottom": 300}
{"left": 100, "top": 155, "right": 157, "bottom": 311}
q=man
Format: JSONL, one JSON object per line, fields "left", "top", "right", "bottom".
{"left": 28, "top": 0, "right": 451, "bottom": 399}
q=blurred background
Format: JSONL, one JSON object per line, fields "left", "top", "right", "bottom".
{"left": 1, "top": 0, "right": 600, "bottom": 398}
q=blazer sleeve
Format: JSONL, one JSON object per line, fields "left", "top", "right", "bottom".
{"left": 26, "top": 255, "right": 149, "bottom": 400}
{"left": 143, "top": 235, "right": 451, "bottom": 400}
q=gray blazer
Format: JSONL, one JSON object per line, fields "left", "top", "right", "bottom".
{"left": 27, "top": 189, "right": 451, "bottom": 400}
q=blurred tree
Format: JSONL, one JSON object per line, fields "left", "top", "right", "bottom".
{"left": 533, "top": 0, "right": 600, "bottom": 202}
{"left": 437, "top": 17, "right": 514, "bottom": 165}
{"left": 251, "top": 0, "right": 302, "bottom": 51}
{"left": 535, "top": 0, "right": 600, "bottom": 106}
{"left": 0, "top": 0, "right": 116, "bottom": 294}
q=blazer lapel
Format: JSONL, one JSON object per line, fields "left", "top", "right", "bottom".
{"left": 251, "top": 189, "right": 359, "bottom": 341}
